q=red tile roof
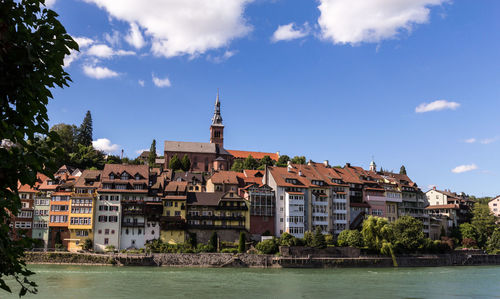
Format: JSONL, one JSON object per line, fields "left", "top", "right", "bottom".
{"left": 425, "top": 204, "right": 459, "bottom": 210}
{"left": 208, "top": 171, "right": 241, "bottom": 185}
{"left": 227, "top": 150, "right": 279, "bottom": 160}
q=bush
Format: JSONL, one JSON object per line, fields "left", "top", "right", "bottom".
{"left": 462, "top": 238, "right": 478, "bottom": 248}
{"left": 303, "top": 231, "right": 314, "bottom": 247}
{"left": 82, "top": 238, "right": 93, "bottom": 251}
{"left": 55, "top": 243, "right": 65, "bottom": 251}
{"left": 325, "top": 234, "right": 335, "bottom": 246}
{"left": 196, "top": 244, "right": 214, "bottom": 253}
{"left": 487, "top": 228, "right": 500, "bottom": 254}
{"left": 312, "top": 227, "right": 326, "bottom": 249}
{"left": 256, "top": 239, "right": 279, "bottom": 254}
{"left": 105, "top": 245, "right": 116, "bottom": 252}
{"left": 221, "top": 248, "right": 238, "bottom": 254}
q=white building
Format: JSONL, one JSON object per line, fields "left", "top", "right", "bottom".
{"left": 489, "top": 196, "right": 500, "bottom": 218}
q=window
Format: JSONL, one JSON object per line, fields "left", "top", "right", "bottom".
{"left": 104, "top": 238, "right": 109, "bottom": 245}
{"left": 98, "top": 230, "right": 102, "bottom": 234}
{"left": 138, "top": 229, "right": 142, "bottom": 235}
{"left": 175, "top": 211, "right": 181, "bottom": 216}
{"left": 105, "top": 229, "right": 109, "bottom": 235}
{"left": 280, "top": 218, "right": 283, "bottom": 222}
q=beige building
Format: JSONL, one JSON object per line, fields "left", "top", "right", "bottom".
{"left": 489, "top": 196, "right": 500, "bottom": 218}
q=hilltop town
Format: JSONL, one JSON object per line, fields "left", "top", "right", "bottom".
{"left": 9, "top": 95, "right": 500, "bottom": 253}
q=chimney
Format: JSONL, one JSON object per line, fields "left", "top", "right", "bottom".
{"left": 323, "top": 160, "right": 329, "bottom": 167}
{"left": 287, "top": 161, "right": 292, "bottom": 172}
{"left": 346, "top": 163, "right": 351, "bottom": 167}
{"left": 299, "top": 170, "right": 303, "bottom": 177}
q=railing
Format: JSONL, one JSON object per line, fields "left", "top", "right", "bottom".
{"left": 122, "top": 210, "right": 145, "bottom": 215}
{"left": 121, "top": 221, "right": 145, "bottom": 227}
{"left": 215, "top": 206, "right": 248, "bottom": 211}
{"left": 188, "top": 215, "right": 245, "bottom": 221}
{"left": 187, "top": 224, "right": 246, "bottom": 230}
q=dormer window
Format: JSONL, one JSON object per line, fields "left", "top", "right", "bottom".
{"left": 109, "top": 173, "right": 115, "bottom": 180}
{"left": 121, "top": 172, "right": 129, "bottom": 180}
{"left": 135, "top": 174, "right": 141, "bottom": 180}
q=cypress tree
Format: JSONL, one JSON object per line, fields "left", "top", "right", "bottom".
{"left": 169, "top": 154, "right": 182, "bottom": 170}
{"left": 148, "top": 139, "right": 157, "bottom": 167}
{"left": 238, "top": 232, "right": 246, "bottom": 253}
{"left": 78, "top": 110, "right": 93, "bottom": 146}
{"left": 209, "top": 232, "right": 218, "bottom": 252}
{"left": 400, "top": 165, "right": 407, "bottom": 175}
{"left": 181, "top": 154, "right": 191, "bottom": 172}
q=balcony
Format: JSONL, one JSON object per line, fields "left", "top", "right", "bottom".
{"left": 215, "top": 205, "right": 248, "bottom": 211}
{"left": 187, "top": 224, "right": 246, "bottom": 230}
{"left": 188, "top": 215, "right": 245, "bottom": 221}
{"left": 71, "top": 192, "right": 96, "bottom": 198}
{"left": 122, "top": 209, "right": 145, "bottom": 215}
{"left": 121, "top": 221, "right": 145, "bottom": 227}
{"left": 312, "top": 201, "right": 328, "bottom": 206}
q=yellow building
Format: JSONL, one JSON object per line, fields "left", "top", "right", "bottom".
{"left": 160, "top": 181, "right": 188, "bottom": 244}
{"left": 67, "top": 170, "right": 100, "bottom": 252}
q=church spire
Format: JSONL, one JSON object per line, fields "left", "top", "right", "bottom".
{"left": 211, "top": 89, "right": 223, "bottom": 125}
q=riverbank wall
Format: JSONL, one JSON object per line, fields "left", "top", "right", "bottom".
{"left": 24, "top": 251, "right": 500, "bottom": 268}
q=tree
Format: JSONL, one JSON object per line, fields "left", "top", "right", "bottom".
{"left": 82, "top": 238, "right": 93, "bottom": 251}
{"left": 209, "top": 232, "right": 218, "bottom": 252}
{"left": 291, "top": 156, "right": 306, "bottom": 165}
{"left": 0, "top": 0, "right": 77, "bottom": 296}
{"left": 69, "top": 145, "right": 105, "bottom": 170}
{"left": 50, "top": 123, "right": 78, "bottom": 154}
{"left": 238, "top": 232, "right": 246, "bottom": 253}
{"left": 106, "top": 155, "right": 122, "bottom": 164}
{"left": 181, "top": 154, "right": 191, "bottom": 172}
{"left": 303, "top": 231, "right": 314, "bottom": 247}
{"left": 148, "top": 139, "right": 157, "bottom": 167}
{"left": 259, "top": 155, "right": 274, "bottom": 168}
{"left": 243, "top": 155, "right": 259, "bottom": 170}
{"left": 337, "top": 230, "right": 363, "bottom": 247}
{"left": 470, "top": 203, "right": 497, "bottom": 248}
{"left": 256, "top": 239, "right": 278, "bottom": 254}
{"left": 77, "top": 111, "right": 93, "bottom": 146}
{"left": 276, "top": 155, "right": 290, "bottom": 167}
{"left": 361, "top": 216, "right": 394, "bottom": 252}
{"left": 392, "top": 216, "right": 425, "bottom": 253}
{"left": 399, "top": 165, "right": 407, "bottom": 175}
{"left": 312, "top": 227, "right": 326, "bottom": 249}
{"left": 169, "top": 154, "right": 182, "bottom": 171}
{"left": 459, "top": 223, "right": 478, "bottom": 243}
{"left": 230, "top": 159, "right": 244, "bottom": 172}
{"left": 486, "top": 228, "right": 500, "bottom": 254}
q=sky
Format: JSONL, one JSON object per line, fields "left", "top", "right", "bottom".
{"left": 46, "top": 0, "right": 500, "bottom": 197}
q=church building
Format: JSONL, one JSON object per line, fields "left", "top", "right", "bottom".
{"left": 163, "top": 92, "right": 279, "bottom": 172}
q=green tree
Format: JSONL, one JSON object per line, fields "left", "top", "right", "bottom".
{"left": 82, "top": 238, "right": 93, "bottom": 251}
{"left": 325, "top": 234, "right": 335, "bottom": 246}
{"left": 312, "top": 227, "right": 326, "bottom": 248}
{"left": 399, "top": 165, "right": 407, "bottom": 175}
{"left": 209, "top": 232, "right": 218, "bottom": 252}
{"left": 50, "top": 123, "right": 78, "bottom": 154}
{"left": 238, "top": 232, "right": 246, "bottom": 253}
{"left": 337, "top": 230, "right": 363, "bottom": 247}
{"left": 181, "top": 154, "right": 191, "bottom": 172}
{"left": 392, "top": 216, "right": 425, "bottom": 253}
{"left": 0, "top": 0, "right": 77, "bottom": 295}
{"left": 459, "top": 223, "right": 478, "bottom": 242}
{"left": 361, "top": 216, "right": 394, "bottom": 252}
{"left": 259, "top": 155, "right": 274, "bottom": 168}
{"left": 169, "top": 154, "right": 182, "bottom": 171}
{"left": 276, "top": 155, "right": 290, "bottom": 167}
{"left": 243, "top": 155, "right": 259, "bottom": 170}
{"left": 230, "top": 159, "right": 244, "bottom": 172}
{"left": 486, "top": 228, "right": 500, "bottom": 254}
{"left": 69, "top": 145, "right": 105, "bottom": 170}
{"left": 77, "top": 110, "right": 93, "bottom": 146}
{"left": 148, "top": 139, "right": 157, "bottom": 167}
{"left": 106, "top": 155, "right": 122, "bottom": 164}
{"left": 303, "top": 231, "right": 314, "bottom": 247}
{"left": 256, "top": 239, "right": 279, "bottom": 254}
{"left": 291, "top": 156, "right": 306, "bottom": 164}
{"left": 470, "top": 203, "right": 497, "bottom": 248}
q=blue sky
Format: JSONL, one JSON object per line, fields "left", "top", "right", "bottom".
{"left": 46, "top": 0, "right": 500, "bottom": 197}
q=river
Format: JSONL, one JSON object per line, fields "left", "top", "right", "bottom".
{"left": 4, "top": 265, "right": 500, "bottom": 298}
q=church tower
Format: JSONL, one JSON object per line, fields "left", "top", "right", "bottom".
{"left": 210, "top": 90, "right": 224, "bottom": 148}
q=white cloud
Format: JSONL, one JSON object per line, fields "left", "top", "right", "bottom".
{"left": 451, "top": 164, "right": 478, "bottom": 174}
{"left": 125, "top": 23, "right": 146, "bottom": 49}
{"left": 83, "top": 0, "right": 253, "bottom": 58}
{"left": 271, "top": 22, "right": 309, "bottom": 42}
{"left": 135, "top": 149, "right": 148, "bottom": 155}
{"left": 480, "top": 137, "right": 498, "bottom": 145}
{"left": 207, "top": 50, "right": 237, "bottom": 63}
{"left": 86, "top": 44, "right": 135, "bottom": 58}
{"left": 104, "top": 30, "right": 121, "bottom": 47}
{"left": 74, "top": 36, "right": 95, "bottom": 48}
{"left": 464, "top": 138, "right": 476, "bottom": 144}
{"left": 45, "top": 0, "right": 56, "bottom": 7}
{"left": 82, "top": 65, "right": 119, "bottom": 79}
{"left": 93, "top": 138, "right": 120, "bottom": 153}
{"left": 64, "top": 51, "right": 80, "bottom": 67}
{"left": 138, "top": 80, "right": 145, "bottom": 87}
{"left": 317, "top": 0, "right": 448, "bottom": 44}
{"left": 152, "top": 74, "right": 171, "bottom": 87}
{"left": 415, "top": 100, "right": 460, "bottom": 113}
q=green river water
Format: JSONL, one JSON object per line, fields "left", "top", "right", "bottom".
{"left": 3, "top": 265, "right": 500, "bottom": 298}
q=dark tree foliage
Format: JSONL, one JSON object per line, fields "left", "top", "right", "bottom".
{"left": 181, "top": 154, "right": 191, "bottom": 172}
{"left": 276, "top": 155, "right": 290, "bottom": 167}
{"left": 69, "top": 144, "right": 105, "bottom": 170}
{"left": 230, "top": 159, "right": 244, "bottom": 172}
{"left": 105, "top": 155, "right": 122, "bottom": 164}
{"left": 77, "top": 110, "right": 92, "bottom": 146}
{"left": 291, "top": 156, "right": 306, "bottom": 165}
{"left": 209, "top": 232, "right": 218, "bottom": 252}
{"left": 50, "top": 123, "right": 78, "bottom": 154}
{"left": 148, "top": 139, "right": 157, "bottom": 167}
{"left": 259, "top": 155, "right": 274, "bottom": 168}
{"left": 399, "top": 165, "right": 407, "bottom": 175}
{"left": 470, "top": 203, "right": 497, "bottom": 248}
{"left": 392, "top": 216, "right": 425, "bottom": 253}
{"left": 169, "top": 154, "right": 182, "bottom": 171}
{"left": 238, "top": 232, "right": 246, "bottom": 253}
{"left": 312, "top": 227, "right": 326, "bottom": 249}
{"left": 0, "top": 0, "right": 77, "bottom": 296}
{"left": 243, "top": 155, "right": 259, "bottom": 170}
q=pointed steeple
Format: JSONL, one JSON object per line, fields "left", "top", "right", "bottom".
{"left": 211, "top": 89, "right": 223, "bottom": 125}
